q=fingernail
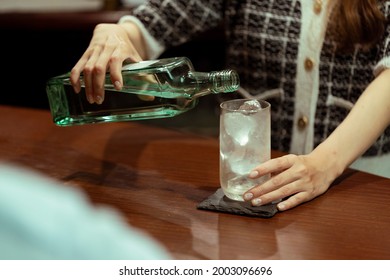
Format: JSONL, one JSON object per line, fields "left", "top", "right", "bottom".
{"left": 73, "top": 86, "right": 80, "bottom": 94}
{"left": 95, "top": 95, "right": 103, "bottom": 105}
{"left": 114, "top": 81, "right": 122, "bottom": 90}
{"left": 243, "top": 193, "right": 253, "bottom": 200}
{"left": 86, "top": 94, "right": 94, "bottom": 104}
{"left": 277, "top": 203, "right": 286, "bottom": 211}
{"left": 252, "top": 198, "right": 262, "bottom": 206}
{"left": 249, "top": 170, "right": 259, "bottom": 178}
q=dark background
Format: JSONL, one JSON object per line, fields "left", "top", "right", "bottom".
{"left": 0, "top": 10, "right": 226, "bottom": 110}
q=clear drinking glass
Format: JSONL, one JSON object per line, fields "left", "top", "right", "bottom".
{"left": 219, "top": 99, "right": 271, "bottom": 201}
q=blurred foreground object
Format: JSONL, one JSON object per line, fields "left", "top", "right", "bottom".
{"left": 0, "top": 163, "right": 170, "bottom": 260}
{"left": 0, "top": 0, "right": 103, "bottom": 12}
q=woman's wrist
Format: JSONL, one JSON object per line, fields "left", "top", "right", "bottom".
{"left": 309, "top": 142, "right": 346, "bottom": 182}
{"left": 118, "top": 15, "right": 165, "bottom": 60}
{"left": 117, "top": 21, "right": 147, "bottom": 59}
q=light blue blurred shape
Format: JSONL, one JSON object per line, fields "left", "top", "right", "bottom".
{"left": 0, "top": 163, "right": 170, "bottom": 260}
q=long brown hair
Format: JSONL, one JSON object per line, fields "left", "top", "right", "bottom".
{"left": 329, "top": 0, "right": 387, "bottom": 51}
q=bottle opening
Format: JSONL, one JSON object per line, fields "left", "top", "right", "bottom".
{"left": 210, "top": 70, "right": 240, "bottom": 93}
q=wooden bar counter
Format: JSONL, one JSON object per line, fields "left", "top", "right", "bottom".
{"left": 1, "top": 105, "right": 389, "bottom": 259}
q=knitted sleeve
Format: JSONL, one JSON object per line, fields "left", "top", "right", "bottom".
{"left": 130, "top": 0, "right": 225, "bottom": 49}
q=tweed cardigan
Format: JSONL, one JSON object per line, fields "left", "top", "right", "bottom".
{"left": 127, "top": 0, "right": 390, "bottom": 158}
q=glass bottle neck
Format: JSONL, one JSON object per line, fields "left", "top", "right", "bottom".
{"left": 189, "top": 70, "right": 239, "bottom": 97}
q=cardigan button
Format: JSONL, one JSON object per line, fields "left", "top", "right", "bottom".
{"left": 297, "top": 116, "right": 309, "bottom": 130}
{"left": 314, "top": 0, "right": 322, "bottom": 14}
{"left": 304, "top": 58, "right": 314, "bottom": 71}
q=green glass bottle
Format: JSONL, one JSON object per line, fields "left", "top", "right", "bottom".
{"left": 46, "top": 57, "right": 239, "bottom": 126}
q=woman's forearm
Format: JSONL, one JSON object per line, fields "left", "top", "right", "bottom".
{"left": 312, "top": 68, "right": 390, "bottom": 176}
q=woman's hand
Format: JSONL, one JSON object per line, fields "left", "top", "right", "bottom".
{"left": 243, "top": 153, "right": 340, "bottom": 211}
{"left": 70, "top": 22, "right": 145, "bottom": 104}
{"left": 246, "top": 68, "right": 390, "bottom": 211}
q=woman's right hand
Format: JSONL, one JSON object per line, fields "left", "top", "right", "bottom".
{"left": 70, "top": 22, "right": 146, "bottom": 104}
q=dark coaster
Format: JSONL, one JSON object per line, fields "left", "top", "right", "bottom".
{"left": 197, "top": 188, "right": 278, "bottom": 218}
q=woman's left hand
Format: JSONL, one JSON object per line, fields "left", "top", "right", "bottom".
{"left": 243, "top": 154, "right": 339, "bottom": 211}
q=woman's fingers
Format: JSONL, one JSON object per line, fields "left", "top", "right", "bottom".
{"left": 69, "top": 23, "right": 144, "bottom": 104}
{"left": 92, "top": 42, "right": 118, "bottom": 104}
{"left": 109, "top": 37, "right": 144, "bottom": 88}
{"left": 246, "top": 168, "right": 302, "bottom": 206}
{"left": 249, "top": 154, "right": 296, "bottom": 178}
{"left": 243, "top": 155, "right": 309, "bottom": 208}
{"left": 70, "top": 51, "right": 90, "bottom": 94}
{"left": 83, "top": 47, "right": 102, "bottom": 104}
{"left": 276, "top": 191, "right": 312, "bottom": 211}
{"left": 243, "top": 154, "right": 332, "bottom": 211}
